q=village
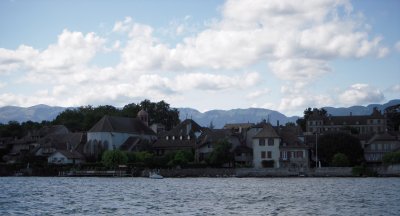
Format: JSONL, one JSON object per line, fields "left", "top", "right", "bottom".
{"left": 0, "top": 101, "right": 399, "bottom": 177}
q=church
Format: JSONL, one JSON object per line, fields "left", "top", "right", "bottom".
{"left": 83, "top": 110, "right": 157, "bottom": 156}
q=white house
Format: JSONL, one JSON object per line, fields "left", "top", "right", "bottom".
{"left": 252, "top": 123, "right": 281, "bottom": 168}
{"left": 84, "top": 111, "right": 157, "bottom": 156}
{"left": 48, "top": 150, "right": 85, "bottom": 164}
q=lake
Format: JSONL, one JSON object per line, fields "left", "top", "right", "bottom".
{"left": 0, "top": 177, "right": 399, "bottom": 215}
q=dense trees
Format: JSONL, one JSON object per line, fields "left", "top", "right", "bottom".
{"left": 318, "top": 132, "right": 364, "bottom": 166}
{"left": 52, "top": 100, "right": 180, "bottom": 132}
{"left": 0, "top": 120, "right": 48, "bottom": 138}
{"left": 101, "top": 150, "right": 128, "bottom": 169}
{"left": 207, "top": 139, "right": 233, "bottom": 167}
{"left": 385, "top": 104, "right": 400, "bottom": 131}
{"left": 382, "top": 151, "right": 400, "bottom": 165}
{"left": 296, "top": 107, "right": 327, "bottom": 131}
{"left": 331, "top": 153, "right": 350, "bottom": 167}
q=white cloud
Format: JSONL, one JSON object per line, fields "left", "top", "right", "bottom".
{"left": 174, "top": 72, "right": 261, "bottom": 91}
{"left": 0, "top": 0, "right": 393, "bottom": 113}
{"left": 246, "top": 88, "right": 271, "bottom": 99}
{"left": 395, "top": 41, "right": 400, "bottom": 52}
{"left": 338, "top": 83, "right": 384, "bottom": 105}
{"left": 389, "top": 84, "right": 400, "bottom": 93}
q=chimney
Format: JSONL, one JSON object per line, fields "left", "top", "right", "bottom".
{"left": 277, "top": 120, "right": 280, "bottom": 127}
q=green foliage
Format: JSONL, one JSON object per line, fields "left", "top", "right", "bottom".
{"left": 167, "top": 150, "right": 194, "bottom": 167}
{"left": 52, "top": 100, "right": 180, "bottom": 132}
{"left": 382, "top": 151, "right": 400, "bottom": 165}
{"left": 101, "top": 150, "right": 128, "bottom": 169}
{"left": 285, "top": 122, "right": 296, "bottom": 127}
{"left": 385, "top": 104, "right": 400, "bottom": 131}
{"left": 318, "top": 132, "right": 364, "bottom": 166}
{"left": 352, "top": 165, "right": 378, "bottom": 177}
{"left": 261, "top": 160, "right": 274, "bottom": 168}
{"left": 126, "top": 151, "right": 155, "bottom": 167}
{"left": 331, "top": 153, "right": 350, "bottom": 167}
{"left": 207, "top": 139, "right": 233, "bottom": 167}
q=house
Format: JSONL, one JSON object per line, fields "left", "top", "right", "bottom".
{"left": 306, "top": 108, "right": 387, "bottom": 135}
{"left": 2, "top": 125, "right": 70, "bottom": 163}
{"left": 364, "top": 132, "right": 400, "bottom": 164}
{"left": 224, "top": 123, "right": 255, "bottom": 134}
{"left": 84, "top": 111, "right": 156, "bottom": 156}
{"left": 252, "top": 123, "right": 281, "bottom": 168}
{"left": 48, "top": 150, "right": 85, "bottom": 164}
{"left": 34, "top": 132, "right": 87, "bottom": 158}
{"left": 152, "top": 119, "right": 204, "bottom": 157}
{"left": 279, "top": 125, "right": 310, "bottom": 169}
{"left": 197, "top": 129, "right": 241, "bottom": 163}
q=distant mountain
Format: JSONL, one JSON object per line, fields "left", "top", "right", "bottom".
{"left": 178, "top": 108, "right": 299, "bottom": 129}
{"left": 0, "top": 99, "right": 399, "bottom": 128}
{"left": 322, "top": 99, "right": 400, "bottom": 116}
{"left": 0, "top": 104, "right": 67, "bottom": 123}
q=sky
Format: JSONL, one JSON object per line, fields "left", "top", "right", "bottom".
{"left": 0, "top": 0, "right": 399, "bottom": 116}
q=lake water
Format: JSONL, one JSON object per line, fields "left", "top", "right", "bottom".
{"left": 0, "top": 177, "right": 399, "bottom": 215}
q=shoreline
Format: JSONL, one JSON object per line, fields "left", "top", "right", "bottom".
{"left": 3, "top": 166, "right": 400, "bottom": 178}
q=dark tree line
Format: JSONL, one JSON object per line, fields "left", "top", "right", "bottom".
{"left": 0, "top": 120, "right": 51, "bottom": 139}
{"left": 296, "top": 107, "right": 327, "bottom": 131}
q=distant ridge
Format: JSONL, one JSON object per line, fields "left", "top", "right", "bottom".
{"left": 0, "top": 100, "right": 398, "bottom": 128}
{"left": 0, "top": 104, "right": 67, "bottom": 123}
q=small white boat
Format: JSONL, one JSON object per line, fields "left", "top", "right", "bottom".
{"left": 149, "top": 171, "right": 163, "bottom": 179}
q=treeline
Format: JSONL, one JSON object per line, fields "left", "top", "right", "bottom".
{"left": 0, "top": 100, "right": 180, "bottom": 138}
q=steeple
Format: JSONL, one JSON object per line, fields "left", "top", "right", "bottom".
{"left": 137, "top": 109, "right": 149, "bottom": 126}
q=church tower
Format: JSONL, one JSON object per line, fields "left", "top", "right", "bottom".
{"left": 137, "top": 109, "right": 149, "bottom": 126}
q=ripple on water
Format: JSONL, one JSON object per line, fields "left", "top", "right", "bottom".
{"left": 0, "top": 177, "right": 400, "bottom": 215}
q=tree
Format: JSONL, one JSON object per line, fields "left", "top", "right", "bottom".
{"left": 167, "top": 150, "right": 194, "bottom": 167}
{"left": 318, "top": 132, "right": 364, "bottom": 166}
{"left": 101, "top": 150, "right": 128, "bottom": 169}
{"left": 331, "top": 153, "right": 350, "bottom": 167}
{"left": 207, "top": 139, "right": 233, "bottom": 167}
{"left": 52, "top": 100, "right": 180, "bottom": 131}
{"left": 382, "top": 151, "right": 400, "bottom": 165}
{"left": 297, "top": 107, "right": 328, "bottom": 131}
{"left": 385, "top": 104, "right": 400, "bottom": 131}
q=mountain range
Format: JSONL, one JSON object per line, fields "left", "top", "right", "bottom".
{"left": 0, "top": 100, "right": 399, "bottom": 129}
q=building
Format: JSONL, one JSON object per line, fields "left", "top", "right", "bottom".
{"left": 84, "top": 113, "right": 156, "bottom": 156}
{"left": 279, "top": 126, "right": 310, "bottom": 169}
{"left": 252, "top": 123, "right": 281, "bottom": 168}
{"left": 306, "top": 108, "right": 387, "bottom": 135}
{"left": 197, "top": 129, "right": 242, "bottom": 163}
{"left": 152, "top": 119, "right": 204, "bottom": 157}
{"left": 48, "top": 150, "right": 85, "bottom": 164}
{"left": 364, "top": 132, "right": 400, "bottom": 164}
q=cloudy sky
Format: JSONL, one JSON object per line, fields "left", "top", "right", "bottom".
{"left": 0, "top": 0, "right": 399, "bottom": 116}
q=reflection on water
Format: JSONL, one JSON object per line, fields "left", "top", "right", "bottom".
{"left": 0, "top": 177, "right": 399, "bottom": 215}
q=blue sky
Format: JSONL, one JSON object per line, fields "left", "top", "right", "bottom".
{"left": 0, "top": 0, "right": 399, "bottom": 116}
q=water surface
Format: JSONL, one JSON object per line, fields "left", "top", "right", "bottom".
{"left": 0, "top": 177, "right": 399, "bottom": 215}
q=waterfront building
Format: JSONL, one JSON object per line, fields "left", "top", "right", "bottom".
{"left": 364, "top": 132, "right": 400, "bottom": 164}
{"left": 84, "top": 110, "right": 156, "bottom": 157}
{"left": 306, "top": 108, "right": 387, "bottom": 135}
{"left": 252, "top": 123, "right": 281, "bottom": 168}
{"left": 152, "top": 119, "right": 204, "bottom": 157}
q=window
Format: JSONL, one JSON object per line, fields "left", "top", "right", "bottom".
{"left": 268, "top": 138, "right": 274, "bottom": 146}
{"left": 297, "top": 151, "right": 303, "bottom": 158}
{"left": 267, "top": 151, "right": 272, "bottom": 158}
{"left": 261, "top": 151, "right": 266, "bottom": 159}
{"left": 259, "top": 138, "right": 265, "bottom": 146}
{"left": 166, "top": 136, "right": 169, "bottom": 140}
